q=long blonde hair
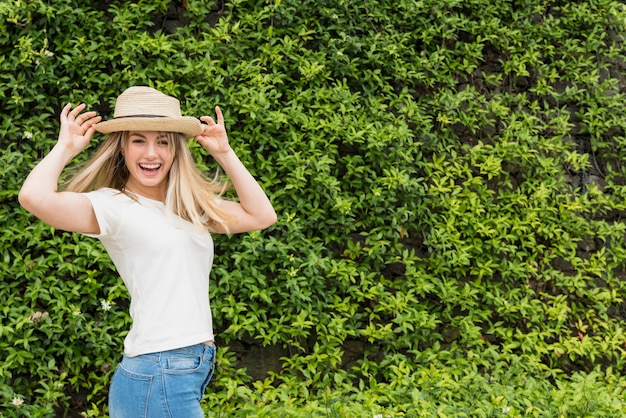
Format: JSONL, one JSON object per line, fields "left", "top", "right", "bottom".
{"left": 63, "top": 131, "right": 231, "bottom": 232}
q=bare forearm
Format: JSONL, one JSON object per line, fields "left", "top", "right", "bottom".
{"left": 19, "top": 143, "right": 76, "bottom": 210}
{"left": 18, "top": 103, "right": 100, "bottom": 233}
{"left": 214, "top": 149, "right": 277, "bottom": 226}
{"left": 193, "top": 107, "right": 276, "bottom": 231}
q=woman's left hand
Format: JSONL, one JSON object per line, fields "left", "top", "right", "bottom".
{"left": 195, "top": 107, "right": 231, "bottom": 156}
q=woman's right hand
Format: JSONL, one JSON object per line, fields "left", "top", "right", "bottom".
{"left": 19, "top": 102, "right": 102, "bottom": 234}
{"left": 57, "top": 103, "right": 101, "bottom": 155}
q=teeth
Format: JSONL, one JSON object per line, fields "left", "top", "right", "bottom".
{"left": 140, "top": 164, "right": 160, "bottom": 170}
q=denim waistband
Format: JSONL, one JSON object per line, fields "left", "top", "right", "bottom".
{"left": 130, "top": 342, "right": 216, "bottom": 363}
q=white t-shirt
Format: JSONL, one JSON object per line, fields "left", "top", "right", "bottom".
{"left": 84, "top": 188, "right": 215, "bottom": 357}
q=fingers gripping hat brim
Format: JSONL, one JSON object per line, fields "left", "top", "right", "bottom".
{"left": 94, "top": 86, "right": 203, "bottom": 139}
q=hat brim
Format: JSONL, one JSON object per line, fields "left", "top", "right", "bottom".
{"left": 94, "top": 116, "right": 203, "bottom": 139}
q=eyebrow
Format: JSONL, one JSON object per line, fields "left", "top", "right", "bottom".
{"left": 128, "top": 132, "right": 169, "bottom": 139}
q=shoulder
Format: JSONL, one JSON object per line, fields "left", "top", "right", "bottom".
{"left": 86, "top": 187, "right": 134, "bottom": 204}
{"left": 84, "top": 188, "right": 137, "bottom": 224}
{"left": 83, "top": 188, "right": 141, "bottom": 237}
{"left": 87, "top": 187, "right": 123, "bottom": 198}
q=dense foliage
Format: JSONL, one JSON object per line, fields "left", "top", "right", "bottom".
{"left": 2, "top": 0, "right": 626, "bottom": 416}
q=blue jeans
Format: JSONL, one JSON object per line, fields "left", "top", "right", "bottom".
{"left": 108, "top": 343, "right": 216, "bottom": 418}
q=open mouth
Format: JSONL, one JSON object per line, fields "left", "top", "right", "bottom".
{"left": 139, "top": 163, "right": 161, "bottom": 173}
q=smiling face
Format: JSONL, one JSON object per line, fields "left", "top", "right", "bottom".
{"left": 122, "top": 131, "right": 175, "bottom": 201}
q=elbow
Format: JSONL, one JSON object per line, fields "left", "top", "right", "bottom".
{"left": 18, "top": 187, "right": 34, "bottom": 212}
{"left": 258, "top": 208, "right": 277, "bottom": 230}
{"left": 260, "top": 206, "right": 278, "bottom": 230}
{"left": 266, "top": 209, "right": 278, "bottom": 228}
{"left": 18, "top": 186, "right": 46, "bottom": 216}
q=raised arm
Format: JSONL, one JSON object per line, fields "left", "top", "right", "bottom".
{"left": 19, "top": 103, "right": 102, "bottom": 234}
{"left": 194, "top": 107, "right": 277, "bottom": 234}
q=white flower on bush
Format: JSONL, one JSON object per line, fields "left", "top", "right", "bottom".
{"left": 502, "top": 407, "right": 511, "bottom": 413}
{"left": 12, "top": 397, "right": 24, "bottom": 406}
{"left": 100, "top": 300, "right": 112, "bottom": 311}
{"left": 23, "top": 131, "right": 33, "bottom": 139}
{"left": 44, "top": 49, "right": 54, "bottom": 57}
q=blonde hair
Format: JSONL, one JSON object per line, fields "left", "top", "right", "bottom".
{"left": 63, "top": 131, "right": 232, "bottom": 232}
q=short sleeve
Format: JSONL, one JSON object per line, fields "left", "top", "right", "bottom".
{"left": 83, "top": 188, "right": 123, "bottom": 238}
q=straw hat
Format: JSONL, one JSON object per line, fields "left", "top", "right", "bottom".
{"left": 94, "top": 86, "right": 203, "bottom": 138}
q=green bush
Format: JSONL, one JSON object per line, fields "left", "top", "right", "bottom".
{"left": 2, "top": 0, "right": 626, "bottom": 416}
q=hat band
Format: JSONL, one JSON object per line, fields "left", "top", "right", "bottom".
{"left": 114, "top": 114, "right": 169, "bottom": 119}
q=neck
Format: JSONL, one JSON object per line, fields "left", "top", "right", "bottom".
{"left": 124, "top": 182, "right": 167, "bottom": 202}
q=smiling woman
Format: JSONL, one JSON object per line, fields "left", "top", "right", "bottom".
{"left": 18, "top": 86, "right": 277, "bottom": 418}
{"left": 122, "top": 131, "right": 175, "bottom": 201}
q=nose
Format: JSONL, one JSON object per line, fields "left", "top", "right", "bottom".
{"left": 146, "top": 142, "right": 158, "bottom": 157}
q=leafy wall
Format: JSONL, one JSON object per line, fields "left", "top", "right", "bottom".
{"left": 2, "top": 0, "right": 626, "bottom": 416}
